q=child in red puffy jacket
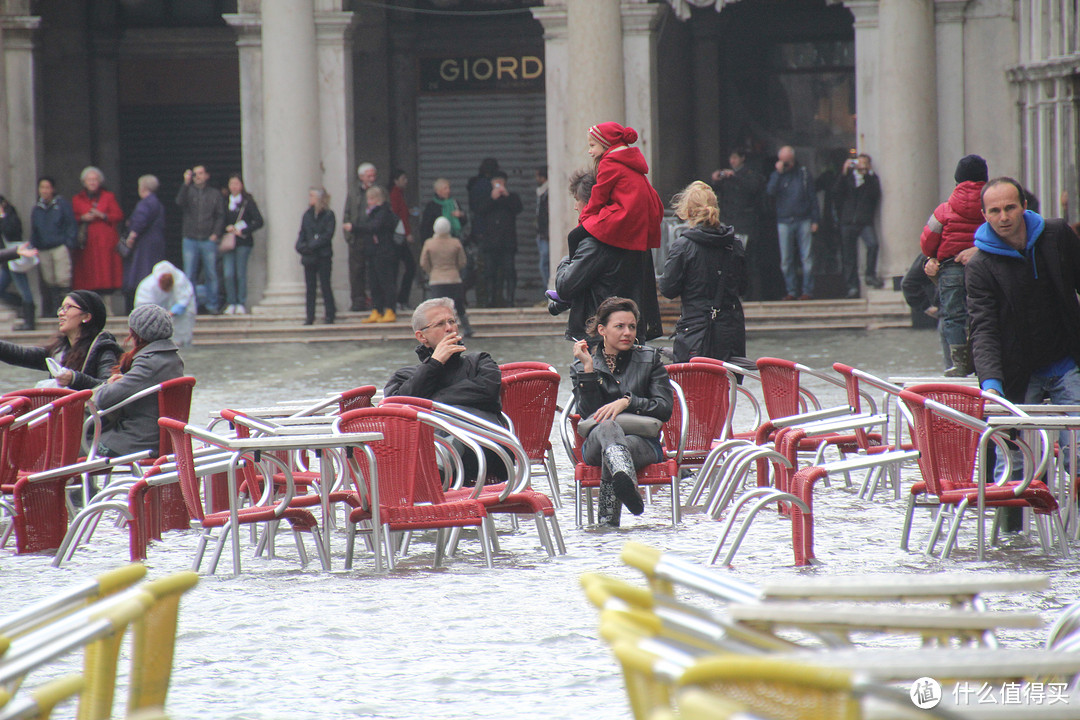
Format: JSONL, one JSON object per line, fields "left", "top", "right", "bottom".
{"left": 579, "top": 122, "right": 664, "bottom": 253}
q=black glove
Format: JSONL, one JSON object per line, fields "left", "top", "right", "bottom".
{"left": 547, "top": 299, "right": 570, "bottom": 316}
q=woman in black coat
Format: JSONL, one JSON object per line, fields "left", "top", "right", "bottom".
{"left": 356, "top": 185, "right": 399, "bottom": 324}
{"left": 660, "top": 181, "right": 747, "bottom": 363}
{"left": 295, "top": 187, "right": 336, "bottom": 325}
{"left": 221, "top": 173, "right": 264, "bottom": 315}
{"left": 0, "top": 289, "right": 120, "bottom": 389}
{"left": 552, "top": 169, "right": 663, "bottom": 343}
{"left": 570, "top": 297, "right": 673, "bottom": 527}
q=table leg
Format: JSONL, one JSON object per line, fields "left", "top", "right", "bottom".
{"left": 317, "top": 449, "right": 332, "bottom": 570}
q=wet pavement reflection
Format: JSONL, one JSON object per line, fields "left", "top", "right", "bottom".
{"left": 2, "top": 328, "right": 1074, "bottom": 720}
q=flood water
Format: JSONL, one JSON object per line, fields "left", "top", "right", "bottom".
{"left": 2, "top": 327, "right": 1076, "bottom": 720}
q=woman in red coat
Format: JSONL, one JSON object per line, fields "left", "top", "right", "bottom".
{"left": 71, "top": 165, "right": 124, "bottom": 293}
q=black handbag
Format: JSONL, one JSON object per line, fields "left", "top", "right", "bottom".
{"left": 577, "top": 413, "right": 663, "bottom": 439}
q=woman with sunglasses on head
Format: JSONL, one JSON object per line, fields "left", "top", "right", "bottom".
{"left": 0, "top": 289, "right": 120, "bottom": 389}
{"left": 570, "top": 296, "right": 673, "bottom": 527}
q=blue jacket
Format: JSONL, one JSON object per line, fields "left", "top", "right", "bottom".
{"left": 30, "top": 196, "right": 77, "bottom": 250}
{"left": 766, "top": 164, "right": 820, "bottom": 224}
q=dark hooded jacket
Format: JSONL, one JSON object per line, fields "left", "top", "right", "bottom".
{"left": 554, "top": 225, "right": 663, "bottom": 343}
{"left": 383, "top": 344, "right": 503, "bottom": 426}
{"left": 660, "top": 223, "right": 747, "bottom": 362}
{"left": 966, "top": 211, "right": 1080, "bottom": 401}
{"left": 0, "top": 330, "right": 121, "bottom": 390}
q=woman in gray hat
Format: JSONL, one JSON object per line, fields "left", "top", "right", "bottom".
{"left": 92, "top": 303, "right": 184, "bottom": 457}
{"left": 0, "top": 288, "right": 121, "bottom": 389}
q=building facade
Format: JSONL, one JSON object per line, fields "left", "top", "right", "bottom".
{"left": 0, "top": 0, "right": 1064, "bottom": 311}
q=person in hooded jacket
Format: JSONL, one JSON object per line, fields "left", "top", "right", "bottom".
{"left": 92, "top": 303, "right": 184, "bottom": 458}
{"left": 551, "top": 169, "right": 663, "bottom": 344}
{"left": 660, "top": 181, "right": 747, "bottom": 363}
{"left": 0, "top": 289, "right": 119, "bottom": 389}
{"left": 134, "top": 260, "right": 196, "bottom": 347}
{"left": 920, "top": 154, "right": 989, "bottom": 375}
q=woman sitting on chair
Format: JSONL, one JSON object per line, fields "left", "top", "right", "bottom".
{"left": 92, "top": 303, "right": 183, "bottom": 458}
{"left": 570, "top": 296, "right": 673, "bottom": 527}
{"left": 0, "top": 289, "right": 120, "bottom": 389}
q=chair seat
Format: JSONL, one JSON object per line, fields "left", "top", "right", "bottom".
{"left": 938, "top": 483, "right": 1059, "bottom": 514}
{"left": 444, "top": 483, "right": 555, "bottom": 516}
{"left": 201, "top": 505, "right": 319, "bottom": 531}
{"left": 575, "top": 459, "right": 678, "bottom": 488}
{"left": 348, "top": 500, "right": 487, "bottom": 531}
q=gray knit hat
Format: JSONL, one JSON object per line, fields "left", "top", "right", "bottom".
{"left": 128, "top": 304, "right": 173, "bottom": 342}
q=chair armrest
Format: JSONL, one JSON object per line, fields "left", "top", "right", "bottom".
{"left": 769, "top": 405, "right": 853, "bottom": 429}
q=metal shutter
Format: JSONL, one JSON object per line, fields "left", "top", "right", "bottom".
{"left": 118, "top": 104, "right": 242, "bottom": 264}
{"left": 416, "top": 92, "right": 547, "bottom": 297}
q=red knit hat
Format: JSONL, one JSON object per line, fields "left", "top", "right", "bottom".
{"left": 588, "top": 122, "right": 638, "bottom": 149}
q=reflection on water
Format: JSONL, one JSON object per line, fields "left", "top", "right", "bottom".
{"left": 1, "top": 329, "right": 1071, "bottom": 720}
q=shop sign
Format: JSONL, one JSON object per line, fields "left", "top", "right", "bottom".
{"left": 420, "top": 55, "right": 544, "bottom": 92}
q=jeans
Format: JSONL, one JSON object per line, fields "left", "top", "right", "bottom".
{"left": 396, "top": 242, "right": 416, "bottom": 307}
{"left": 937, "top": 261, "right": 968, "bottom": 346}
{"left": 777, "top": 219, "right": 814, "bottom": 297}
{"left": 367, "top": 250, "right": 398, "bottom": 313}
{"left": 182, "top": 237, "right": 219, "bottom": 313}
{"left": 582, "top": 418, "right": 665, "bottom": 524}
{"left": 995, "top": 364, "right": 1080, "bottom": 483}
{"left": 840, "top": 223, "right": 879, "bottom": 291}
{"left": 0, "top": 265, "right": 32, "bottom": 307}
{"left": 221, "top": 244, "right": 252, "bottom": 306}
{"left": 483, "top": 249, "right": 516, "bottom": 307}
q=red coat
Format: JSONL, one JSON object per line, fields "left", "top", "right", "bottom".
{"left": 390, "top": 185, "right": 411, "bottom": 235}
{"left": 580, "top": 145, "right": 663, "bottom": 252}
{"left": 920, "top": 181, "right": 985, "bottom": 261}
{"left": 71, "top": 189, "right": 124, "bottom": 291}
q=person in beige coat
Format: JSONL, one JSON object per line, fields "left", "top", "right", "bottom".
{"left": 420, "top": 216, "right": 472, "bottom": 336}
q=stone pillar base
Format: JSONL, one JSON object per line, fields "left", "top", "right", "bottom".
{"left": 251, "top": 282, "right": 307, "bottom": 314}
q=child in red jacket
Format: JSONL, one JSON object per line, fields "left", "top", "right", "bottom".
{"left": 580, "top": 122, "right": 664, "bottom": 253}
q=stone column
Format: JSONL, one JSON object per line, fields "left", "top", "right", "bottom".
{"left": 223, "top": 11, "right": 267, "bottom": 306}
{"left": 314, "top": 9, "right": 357, "bottom": 302}
{"left": 258, "top": 0, "right": 322, "bottom": 309}
{"left": 0, "top": 11, "right": 41, "bottom": 215}
{"left": 934, "top": 0, "right": 969, "bottom": 196}
{"left": 846, "top": 1, "right": 880, "bottom": 161}
{"left": 690, "top": 22, "right": 721, "bottom": 181}
{"left": 531, "top": 4, "right": 571, "bottom": 274}
{"left": 621, "top": 1, "right": 665, "bottom": 178}
{"left": 877, "top": 0, "right": 939, "bottom": 279}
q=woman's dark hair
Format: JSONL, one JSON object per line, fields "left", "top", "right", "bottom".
{"left": 45, "top": 292, "right": 104, "bottom": 371}
{"left": 37, "top": 176, "right": 56, "bottom": 189}
{"left": 392, "top": 168, "right": 407, "bottom": 181}
{"left": 568, "top": 168, "right": 596, "bottom": 204}
{"left": 585, "top": 296, "right": 640, "bottom": 337}
{"left": 226, "top": 173, "right": 252, "bottom": 200}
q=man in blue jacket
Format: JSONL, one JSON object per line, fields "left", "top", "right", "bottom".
{"left": 30, "top": 176, "right": 77, "bottom": 317}
{"left": 967, "top": 177, "right": 1080, "bottom": 487}
{"left": 766, "top": 146, "right": 820, "bottom": 300}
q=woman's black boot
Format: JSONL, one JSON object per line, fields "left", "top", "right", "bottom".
{"left": 603, "top": 444, "right": 644, "bottom": 516}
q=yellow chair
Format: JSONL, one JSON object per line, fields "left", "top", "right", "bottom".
{"left": 124, "top": 572, "right": 199, "bottom": 717}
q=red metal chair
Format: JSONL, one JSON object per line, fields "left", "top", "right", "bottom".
{"left": 157, "top": 417, "right": 329, "bottom": 574}
{"left": 337, "top": 385, "right": 377, "bottom": 414}
{"left": 337, "top": 406, "right": 493, "bottom": 570}
{"left": 379, "top": 394, "right": 565, "bottom": 558}
{"left": 665, "top": 362, "right": 737, "bottom": 474}
{"left": 559, "top": 382, "right": 688, "bottom": 528}
{"left": 499, "top": 369, "right": 562, "bottom": 505}
{"left": 1, "top": 389, "right": 93, "bottom": 553}
{"left": 498, "top": 361, "right": 557, "bottom": 378}
{"left": 898, "top": 385, "right": 1067, "bottom": 559}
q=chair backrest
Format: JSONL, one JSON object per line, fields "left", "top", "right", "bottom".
{"left": 899, "top": 385, "right": 985, "bottom": 493}
{"left": 338, "top": 385, "right": 377, "bottom": 414}
{"left": 499, "top": 369, "right": 561, "bottom": 461}
{"left": 831, "top": 362, "right": 876, "bottom": 451}
{"left": 4, "top": 390, "right": 92, "bottom": 483}
{"left": 155, "top": 377, "right": 196, "bottom": 458}
{"left": 755, "top": 357, "right": 812, "bottom": 421}
{"left": 155, "top": 419, "right": 206, "bottom": 523}
{"left": 0, "top": 389, "right": 79, "bottom": 483}
{"left": 498, "top": 361, "right": 557, "bottom": 378}
{"left": 337, "top": 406, "right": 443, "bottom": 508}
{"left": 666, "top": 363, "right": 735, "bottom": 453}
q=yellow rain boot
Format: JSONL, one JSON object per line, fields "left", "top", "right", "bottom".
{"left": 378, "top": 308, "right": 397, "bottom": 323}
{"left": 361, "top": 309, "right": 383, "bottom": 324}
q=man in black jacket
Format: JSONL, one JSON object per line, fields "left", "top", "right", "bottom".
{"left": 474, "top": 171, "right": 522, "bottom": 307}
{"left": 176, "top": 165, "right": 225, "bottom": 314}
{"left": 967, "top": 177, "right": 1080, "bottom": 487}
{"left": 384, "top": 297, "right": 505, "bottom": 481}
{"left": 833, "top": 154, "right": 883, "bottom": 297}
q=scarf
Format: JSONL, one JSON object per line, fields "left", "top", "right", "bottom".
{"left": 433, "top": 196, "right": 462, "bottom": 237}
